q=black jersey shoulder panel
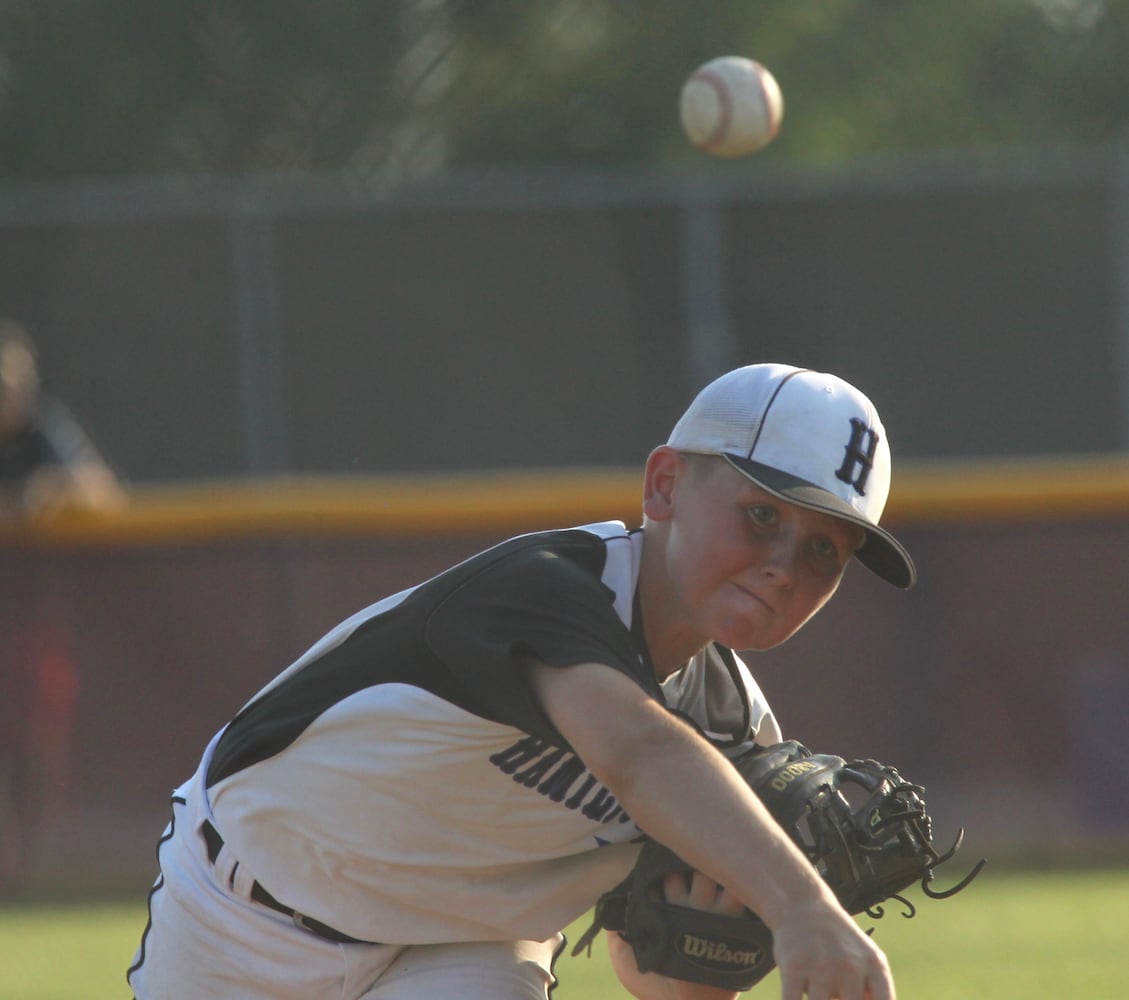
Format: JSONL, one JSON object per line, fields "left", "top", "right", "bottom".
{"left": 205, "top": 529, "right": 650, "bottom": 787}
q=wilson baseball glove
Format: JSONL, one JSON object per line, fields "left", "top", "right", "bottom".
{"left": 573, "top": 740, "right": 985, "bottom": 991}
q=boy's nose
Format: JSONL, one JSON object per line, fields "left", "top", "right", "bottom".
{"left": 759, "top": 536, "right": 800, "bottom": 587}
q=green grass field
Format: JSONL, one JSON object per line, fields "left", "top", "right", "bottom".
{"left": 2, "top": 867, "right": 1127, "bottom": 999}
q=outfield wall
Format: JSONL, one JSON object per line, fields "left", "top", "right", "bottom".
{"left": 2, "top": 149, "right": 1128, "bottom": 488}
{"left": 2, "top": 455, "right": 1128, "bottom": 894}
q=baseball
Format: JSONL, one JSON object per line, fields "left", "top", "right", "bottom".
{"left": 679, "top": 56, "right": 783, "bottom": 158}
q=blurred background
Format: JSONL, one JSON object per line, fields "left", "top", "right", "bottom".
{"left": 1, "top": 0, "right": 1128, "bottom": 897}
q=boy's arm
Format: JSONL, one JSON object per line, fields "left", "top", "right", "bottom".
{"left": 526, "top": 659, "right": 893, "bottom": 1000}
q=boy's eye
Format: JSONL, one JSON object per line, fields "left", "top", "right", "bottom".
{"left": 748, "top": 505, "right": 777, "bottom": 526}
{"left": 811, "top": 537, "right": 838, "bottom": 560}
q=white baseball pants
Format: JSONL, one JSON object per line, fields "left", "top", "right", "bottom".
{"left": 127, "top": 766, "right": 562, "bottom": 999}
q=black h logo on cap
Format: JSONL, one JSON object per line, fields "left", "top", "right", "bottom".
{"left": 835, "top": 418, "right": 878, "bottom": 496}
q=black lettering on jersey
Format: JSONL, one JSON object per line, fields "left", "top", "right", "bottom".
{"left": 489, "top": 735, "right": 551, "bottom": 774}
{"left": 491, "top": 736, "right": 633, "bottom": 825}
{"left": 565, "top": 773, "right": 597, "bottom": 809}
{"left": 581, "top": 785, "right": 621, "bottom": 822}
{"left": 513, "top": 747, "right": 567, "bottom": 788}
{"left": 537, "top": 754, "right": 588, "bottom": 802}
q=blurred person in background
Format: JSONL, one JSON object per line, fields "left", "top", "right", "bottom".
{"left": 0, "top": 318, "right": 126, "bottom": 519}
{"left": 0, "top": 318, "right": 126, "bottom": 891}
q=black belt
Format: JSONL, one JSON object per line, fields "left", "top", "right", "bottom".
{"left": 201, "top": 819, "right": 371, "bottom": 946}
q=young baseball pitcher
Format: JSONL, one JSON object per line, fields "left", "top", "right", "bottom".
{"left": 128, "top": 363, "right": 916, "bottom": 1000}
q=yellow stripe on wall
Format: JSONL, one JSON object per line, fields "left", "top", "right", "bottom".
{"left": 888, "top": 453, "right": 1129, "bottom": 522}
{"left": 2, "top": 454, "right": 1128, "bottom": 548}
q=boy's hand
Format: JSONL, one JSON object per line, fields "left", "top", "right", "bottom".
{"left": 661, "top": 870, "right": 747, "bottom": 918}
{"left": 607, "top": 920, "right": 741, "bottom": 1000}
{"left": 770, "top": 899, "right": 894, "bottom": 1000}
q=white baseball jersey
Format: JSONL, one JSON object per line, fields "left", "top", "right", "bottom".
{"left": 197, "top": 521, "right": 781, "bottom": 946}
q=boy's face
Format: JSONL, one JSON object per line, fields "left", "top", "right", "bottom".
{"left": 658, "top": 454, "right": 865, "bottom": 653}
{"left": 0, "top": 343, "right": 39, "bottom": 435}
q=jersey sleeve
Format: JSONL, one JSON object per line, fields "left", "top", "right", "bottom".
{"left": 424, "top": 542, "right": 657, "bottom": 745}
{"left": 661, "top": 643, "right": 783, "bottom": 746}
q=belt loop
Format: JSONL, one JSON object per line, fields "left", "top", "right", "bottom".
{"left": 199, "top": 817, "right": 373, "bottom": 946}
{"left": 202, "top": 820, "right": 245, "bottom": 899}
{"left": 201, "top": 819, "right": 223, "bottom": 864}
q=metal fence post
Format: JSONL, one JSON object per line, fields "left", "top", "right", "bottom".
{"left": 680, "top": 181, "right": 735, "bottom": 393}
{"left": 229, "top": 202, "right": 291, "bottom": 475}
{"left": 1114, "top": 136, "right": 1129, "bottom": 452}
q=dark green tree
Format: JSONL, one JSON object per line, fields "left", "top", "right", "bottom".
{"left": 0, "top": 0, "right": 1124, "bottom": 181}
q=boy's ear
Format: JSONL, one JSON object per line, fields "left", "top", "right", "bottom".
{"left": 642, "top": 446, "right": 684, "bottom": 522}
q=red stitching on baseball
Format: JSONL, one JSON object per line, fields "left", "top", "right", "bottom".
{"left": 753, "top": 65, "right": 780, "bottom": 142}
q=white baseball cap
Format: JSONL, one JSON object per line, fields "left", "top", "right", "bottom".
{"left": 667, "top": 363, "right": 916, "bottom": 589}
